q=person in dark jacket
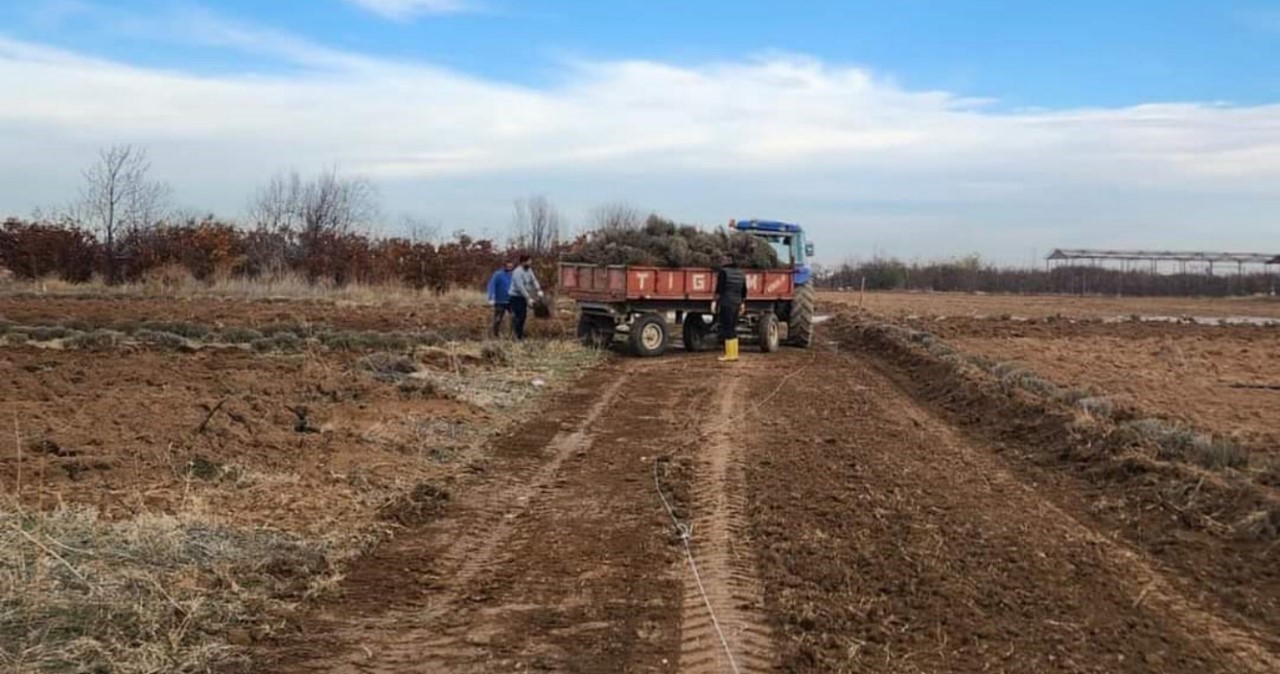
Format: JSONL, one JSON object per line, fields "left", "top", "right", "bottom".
{"left": 486, "top": 260, "right": 515, "bottom": 338}
{"left": 712, "top": 254, "right": 747, "bottom": 362}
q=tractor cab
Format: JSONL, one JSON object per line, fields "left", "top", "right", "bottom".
{"left": 728, "top": 219, "right": 814, "bottom": 285}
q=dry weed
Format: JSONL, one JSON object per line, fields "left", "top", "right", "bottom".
{"left": 0, "top": 504, "right": 365, "bottom": 674}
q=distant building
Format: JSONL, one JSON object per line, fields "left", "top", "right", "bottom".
{"left": 1047, "top": 248, "right": 1280, "bottom": 275}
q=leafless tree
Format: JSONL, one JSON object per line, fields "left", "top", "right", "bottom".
{"left": 248, "top": 171, "right": 304, "bottom": 235}
{"left": 511, "top": 195, "right": 562, "bottom": 255}
{"left": 250, "top": 168, "right": 377, "bottom": 237}
{"left": 247, "top": 168, "right": 379, "bottom": 270}
{"left": 399, "top": 214, "right": 441, "bottom": 244}
{"left": 587, "top": 201, "right": 642, "bottom": 232}
{"left": 75, "top": 145, "right": 170, "bottom": 283}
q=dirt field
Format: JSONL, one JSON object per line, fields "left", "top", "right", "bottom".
{"left": 0, "top": 295, "right": 593, "bottom": 673}
{"left": 4, "top": 292, "right": 1278, "bottom": 673}
{"left": 239, "top": 340, "right": 1277, "bottom": 673}
{"left": 827, "top": 290, "right": 1280, "bottom": 321}
{"left": 929, "top": 319, "right": 1280, "bottom": 451}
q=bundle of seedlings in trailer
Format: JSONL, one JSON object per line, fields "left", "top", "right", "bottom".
{"left": 559, "top": 218, "right": 817, "bottom": 357}
{"left": 562, "top": 215, "right": 781, "bottom": 269}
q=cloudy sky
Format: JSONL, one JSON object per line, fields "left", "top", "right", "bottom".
{"left": 1, "top": 0, "right": 1278, "bottom": 264}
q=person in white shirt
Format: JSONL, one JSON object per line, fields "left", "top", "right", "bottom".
{"left": 509, "top": 254, "right": 543, "bottom": 341}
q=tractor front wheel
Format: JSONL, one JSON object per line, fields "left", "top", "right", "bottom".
{"left": 758, "top": 313, "right": 780, "bottom": 353}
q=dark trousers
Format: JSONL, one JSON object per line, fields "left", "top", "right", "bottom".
{"left": 718, "top": 301, "right": 741, "bottom": 339}
{"left": 511, "top": 296, "right": 529, "bottom": 340}
{"left": 491, "top": 303, "right": 511, "bottom": 338}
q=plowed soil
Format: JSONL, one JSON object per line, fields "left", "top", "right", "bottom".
{"left": 0, "top": 346, "right": 487, "bottom": 530}
{"left": 909, "top": 317, "right": 1280, "bottom": 451}
{"left": 248, "top": 342, "right": 1277, "bottom": 672}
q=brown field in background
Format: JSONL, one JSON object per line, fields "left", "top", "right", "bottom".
{"left": 824, "top": 289, "right": 1280, "bottom": 320}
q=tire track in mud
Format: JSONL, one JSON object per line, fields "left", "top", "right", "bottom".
{"left": 676, "top": 373, "right": 776, "bottom": 674}
{"left": 273, "top": 368, "right": 632, "bottom": 673}
{"left": 403, "top": 371, "right": 634, "bottom": 668}
{"left": 413, "top": 359, "right": 712, "bottom": 671}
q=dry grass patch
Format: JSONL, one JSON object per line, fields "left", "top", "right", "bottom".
{"left": 1, "top": 503, "right": 369, "bottom": 674}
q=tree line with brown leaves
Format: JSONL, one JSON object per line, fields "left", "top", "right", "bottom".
{"left": 0, "top": 145, "right": 575, "bottom": 292}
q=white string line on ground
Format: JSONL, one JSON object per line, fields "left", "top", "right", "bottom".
{"left": 651, "top": 346, "right": 819, "bottom": 672}
{"left": 653, "top": 458, "right": 743, "bottom": 674}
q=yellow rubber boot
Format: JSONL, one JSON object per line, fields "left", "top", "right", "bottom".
{"left": 718, "top": 338, "right": 739, "bottom": 362}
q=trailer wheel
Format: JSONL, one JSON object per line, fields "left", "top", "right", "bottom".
{"left": 629, "top": 313, "right": 669, "bottom": 358}
{"left": 682, "top": 313, "right": 711, "bottom": 352}
{"left": 577, "top": 315, "right": 613, "bottom": 349}
{"left": 786, "top": 282, "right": 816, "bottom": 348}
{"left": 758, "top": 312, "right": 780, "bottom": 353}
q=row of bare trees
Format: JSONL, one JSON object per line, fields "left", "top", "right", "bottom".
{"left": 27, "top": 145, "right": 644, "bottom": 286}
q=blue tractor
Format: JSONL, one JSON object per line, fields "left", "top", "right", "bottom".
{"left": 729, "top": 219, "right": 817, "bottom": 347}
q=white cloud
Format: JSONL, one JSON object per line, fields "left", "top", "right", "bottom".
{"left": 1, "top": 21, "right": 1278, "bottom": 262}
{"left": 343, "top": 0, "right": 480, "bottom": 20}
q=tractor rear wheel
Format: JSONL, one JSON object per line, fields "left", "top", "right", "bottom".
{"left": 787, "top": 283, "right": 816, "bottom": 348}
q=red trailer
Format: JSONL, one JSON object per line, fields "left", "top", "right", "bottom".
{"left": 558, "top": 262, "right": 809, "bottom": 357}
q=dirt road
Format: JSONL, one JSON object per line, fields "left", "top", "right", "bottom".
{"left": 255, "top": 346, "right": 1277, "bottom": 673}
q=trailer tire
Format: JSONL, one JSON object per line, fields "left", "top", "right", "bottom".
{"left": 629, "top": 313, "right": 669, "bottom": 358}
{"left": 682, "top": 314, "right": 711, "bottom": 352}
{"left": 577, "top": 316, "right": 613, "bottom": 349}
{"left": 787, "top": 282, "right": 816, "bottom": 348}
{"left": 758, "top": 312, "right": 780, "bottom": 353}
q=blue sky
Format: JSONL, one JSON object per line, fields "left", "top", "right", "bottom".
{"left": 1, "top": 0, "right": 1278, "bottom": 263}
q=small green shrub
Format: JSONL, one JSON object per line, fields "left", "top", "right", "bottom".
{"left": 134, "top": 330, "right": 190, "bottom": 351}
{"left": 186, "top": 455, "right": 225, "bottom": 481}
{"left": 220, "top": 327, "right": 264, "bottom": 344}
{"left": 397, "top": 378, "right": 446, "bottom": 400}
{"left": 24, "top": 326, "right": 78, "bottom": 341}
{"left": 270, "top": 333, "right": 305, "bottom": 353}
{"left": 259, "top": 322, "right": 311, "bottom": 338}
{"left": 1076, "top": 396, "right": 1115, "bottom": 419}
{"left": 1120, "top": 418, "right": 1248, "bottom": 470}
{"left": 139, "top": 321, "right": 209, "bottom": 340}
{"left": 358, "top": 352, "right": 419, "bottom": 381}
{"left": 318, "top": 331, "right": 361, "bottom": 350}
{"left": 1189, "top": 436, "right": 1249, "bottom": 470}
{"left": 66, "top": 330, "right": 124, "bottom": 351}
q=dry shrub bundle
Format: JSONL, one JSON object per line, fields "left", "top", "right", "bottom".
{"left": 562, "top": 216, "right": 782, "bottom": 269}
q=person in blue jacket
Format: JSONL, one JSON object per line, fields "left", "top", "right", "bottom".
{"left": 486, "top": 260, "right": 515, "bottom": 338}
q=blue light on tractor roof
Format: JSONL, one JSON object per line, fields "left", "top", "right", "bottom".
{"left": 733, "top": 219, "right": 801, "bottom": 233}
